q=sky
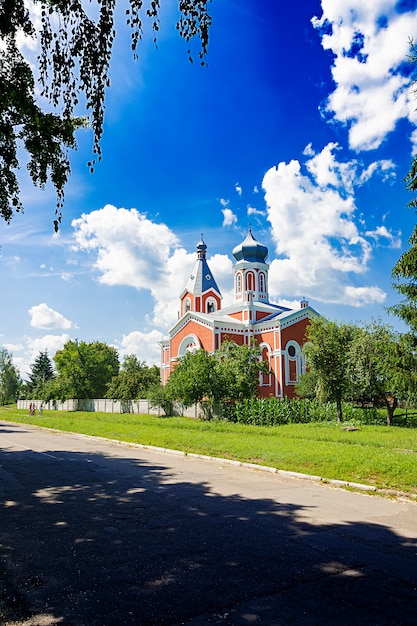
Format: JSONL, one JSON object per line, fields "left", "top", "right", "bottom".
{"left": 2, "top": 0, "right": 417, "bottom": 379}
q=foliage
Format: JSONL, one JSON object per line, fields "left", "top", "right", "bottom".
{"left": 293, "top": 368, "right": 319, "bottom": 400}
{"left": 390, "top": 42, "right": 417, "bottom": 337}
{"left": 214, "top": 339, "right": 270, "bottom": 402}
{"left": 1, "top": 0, "right": 212, "bottom": 229}
{"left": 147, "top": 383, "right": 173, "bottom": 416}
{"left": 348, "top": 320, "right": 416, "bottom": 426}
{"left": 25, "top": 349, "right": 55, "bottom": 397}
{"left": 391, "top": 225, "right": 417, "bottom": 338}
{"left": 106, "top": 354, "right": 160, "bottom": 402}
{"left": 299, "top": 318, "right": 357, "bottom": 422}
{"left": 166, "top": 348, "right": 218, "bottom": 408}
{"left": 0, "top": 346, "right": 21, "bottom": 404}
{"left": 52, "top": 339, "right": 119, "bottom": 399}
{"left": 166, "top": 340, "right": 270, "bottom": 413}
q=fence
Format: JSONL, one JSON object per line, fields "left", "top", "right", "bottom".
{"left": 17, "top": 398, "right": 206, "bottom": 419}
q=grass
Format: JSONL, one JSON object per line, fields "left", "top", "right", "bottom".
{"left": 1, "top": 405, "right": 417, "bottom": 498}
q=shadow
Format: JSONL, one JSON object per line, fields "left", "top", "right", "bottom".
{"left": 0, "top": 438, "right": 417, "bottom": 625}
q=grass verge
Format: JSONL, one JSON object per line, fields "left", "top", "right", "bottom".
{"left": 1, "top": 405, "right": 417, "bottom": 498}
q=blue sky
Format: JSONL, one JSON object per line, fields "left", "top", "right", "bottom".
{"left": 2, "top": 0, "right": 417, "bottom": 378}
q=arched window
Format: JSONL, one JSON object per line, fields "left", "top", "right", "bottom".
{"left": 259, "top": 272, "right": 265, "bottom": 293}
{"left": 236, "top": 273, "right": 242, "bottom": 293}
{"left": 207, "top": 299, "right": 216, "bottom": 313}
{"left": 184, "top": 298, "right": 191, "bottom": 315}
{"left": 178, "top": 334, "right": 201, "bottom": 356}
{"left": 285, "top": 341, "right": 301, "bottom": 385}
{"left": 246, "top": 272, "right": 254, "bottom": 291}
{"left": 260, "top": 344, "right": 272, "bottom": 387}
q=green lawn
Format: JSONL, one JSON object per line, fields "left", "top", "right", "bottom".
{"left": 1, "top": 405, "right": 417, "bottom": 498}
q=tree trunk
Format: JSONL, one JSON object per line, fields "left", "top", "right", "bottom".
{"left": 384, "top": 394, "right": 397, "bottom": 427}
{"left": 336, "top": 397, "right": 342, "bottom": 423}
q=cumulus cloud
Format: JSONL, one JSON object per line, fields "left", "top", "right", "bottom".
{"left": 116, "top": 329, "right": 166, "bottom": 366}
{"left": 235, "top": 183, "right": 242, "bottom": 195}
{"left": 313, "top": 2, "right": 417, "bottom": 151}
{"left": 365, "top": 224, "right": 401, "bottom": 248}
{"left": 29, "top": 303, "right": 74, "bottom": 330}
{"left": 72, "top": 205, "right": 232, "bottom": 329}
{"left": 247, "top": 206, "right": 265, "bottom": 217}
{"left": 262, "top": 143, "right": 393, "bottom": 306}
{"left": 9, "top": 334, "right": 71, "bottom": 378}
{"left": 222, "top": 208, "right": 238, "bottom": 227}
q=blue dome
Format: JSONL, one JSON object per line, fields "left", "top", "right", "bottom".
{"left": 232, "top": 228, "right": 268, "bottom": 263}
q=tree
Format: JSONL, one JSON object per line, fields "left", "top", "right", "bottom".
{"left": 214, "top": 339, "right": 270, "bottom": 403}
{"left": 166, "top": 348, "right": 218, "bottom": 409}
{"left": 348, "top": 321, "right": 416, "bottom": 426}
{"left": 1, "top": 0, "right": 212, "bottom": 230}
{"left": 0, "top": 347, "right": 21, "bottom": 404}
{"left": 166, "top": 340, "right": 270, "bottom": 415}
{"left": 106, "top": 354, "right": 160, "bottom": 402}
{"left": 26, "top": 349, "right": 55, "bottom": 396}
{"left": 52, "top": 339, "right": 119, "bottom": 399}
{"left": 391, "top": 225, "right": 417, "bottom": 340}
{"left": 300, "top": 318, "right": 357, "bottom": 422}
{"left": 391, "top": 41, "right": 417, "bottom": 338}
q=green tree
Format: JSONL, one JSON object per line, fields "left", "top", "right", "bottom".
{"left": 166, "top": 348, "right": 218, "bottom": 409}
{"left": 391, "top": 225, "right": 417, "bottom": 340}
{"left": 26, "top": 349, "right": 55, "bottom": 396}
{"left": 301, "top": 318, "right": 357, "bottom": 422}
{"left": 214, "top": 339, "right": 270, "bottom": 402}
{"left": 0, "top": 347, "right": 21, "bottom": 404}
{"left": 106, "top": 354, "right": 160, "bottom": 402}
{"left": 1, "top": 0, "right": 212, "bottom": 229}
{"left": 166, "top": 340, "right": 270, "bottom": 415}
{"left": 53, "top": 339, "right": 119, "bottom": 399}
{"left": 391, "top": 41, "right": 417, "bottom": 339}
{"left": 348, "top": 321, "right": 416, "bottom": 426}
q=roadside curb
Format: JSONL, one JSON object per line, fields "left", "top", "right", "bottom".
{"left": 1, "top": 420, "right": 378, "bottom": 494}
{"left": 98, "top": 435, "right": 378, "bottom": 494}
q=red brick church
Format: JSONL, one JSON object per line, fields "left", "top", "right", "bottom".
{"left": 160, "top": 229, "right": 319, "bottom": 398}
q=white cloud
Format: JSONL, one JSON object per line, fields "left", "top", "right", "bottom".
{"left": 262, "top": 143, "right": 390, "bottom": 306}
{"left": 343, "top": 285, "right": 386, "bottom": 306}
{"left": 71, "top": 205, "right": 233, "bottom": 330}
{"left": 116, "top": 330, "right": 166, "bottom": 366}
{"left": 72, "top": 204, "right": 180, "bottom": 288}
{"left": 205, "top": 253, "right": 234, "bottom": 307}
{"left": 29, "top": 303, "right": 74, "bottom": 330}
{"left": 9, "top": 333, "right": 71, "bottom": 378}
{"left": 359, "top": 159, "right": 396, "bottom": 184}
{"left": 365, "top": 224, "right": 401, "bottom": 248}
{"left": 247, "top": 206, "right": 265, "bottom": 217}
{"left": 313, "top": 2, "right": 417, "bottom": 151}
{"left": 235, "top": 183, "right": 242, "bottom": 195}
{"left": 222, "top": 208, "right": 238, "bottom": 227}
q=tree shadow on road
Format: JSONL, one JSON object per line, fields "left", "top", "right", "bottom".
{"left": 0, "top": 444, "right": 416, "bottom": 625}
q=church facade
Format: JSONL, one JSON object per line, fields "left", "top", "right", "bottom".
{"left": 160, "top": 229, "right": 319, "bottom": 399}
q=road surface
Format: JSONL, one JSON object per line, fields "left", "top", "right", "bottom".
{"left": 0, "top": 420, "right": 416, "bottom": 625}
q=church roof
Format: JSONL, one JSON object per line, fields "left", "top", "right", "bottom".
{"left": 181, "top": 237, "right": 221, "bottom": 298}
{"left": 232, "top": 227, "right": 268, "bottom": 263}
{"left": 169, "top": 301, "right": 316, "bottom": 338}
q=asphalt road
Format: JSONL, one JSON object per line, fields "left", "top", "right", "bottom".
{"left": 0, "top": 420, "right": 416, "bottom": 626}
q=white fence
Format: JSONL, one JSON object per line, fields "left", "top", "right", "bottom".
{"left": 17, "top": 398, "right": 207, "bottom": 419}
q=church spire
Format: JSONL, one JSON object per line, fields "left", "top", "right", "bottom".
{"left": 180, "top": 236, "right": 222, "bottom": 316}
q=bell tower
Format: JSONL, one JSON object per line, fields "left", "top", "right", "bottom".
{"left": 232, "top": 227, "right": 269, "bottom": 305}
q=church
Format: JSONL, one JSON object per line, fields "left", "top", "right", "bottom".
{"left": 160, "top": 229, "right": 319, "bottom": 399}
